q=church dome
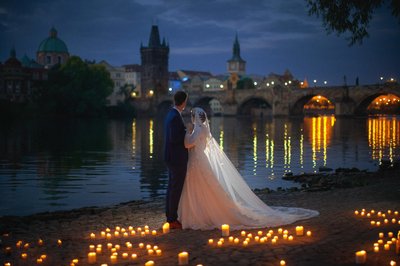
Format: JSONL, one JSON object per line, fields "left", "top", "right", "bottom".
{"left": 37, "top": 27, "right": 69, "bottom": 53}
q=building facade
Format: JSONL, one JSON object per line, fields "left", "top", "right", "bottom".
{"left": 227, "top": 34, "right": 246, "bottom": 76}
{"left": 36, "top": 27, "right": 69, "bottom": 69}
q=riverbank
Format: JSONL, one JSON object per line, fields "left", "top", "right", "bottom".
{"left": 1, "top": 168, "right": 399, "bottom": 266}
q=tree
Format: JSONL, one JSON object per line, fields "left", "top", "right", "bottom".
{"left": 306, "top": 0, "right": 400, "bottom": 45}
{"left": 35, "top": 56, "right": 113, "bottom": 116}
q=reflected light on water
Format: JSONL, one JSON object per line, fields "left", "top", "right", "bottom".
{"left": 219, "top": 125, "right": 224, "bottom": 150}
{"left": 283, "top": 124, "right": 292, "bottom": 173}
{"left": 132, "top": 119, "right": 136, "bottom": 165}
{"left": 368, "top": 116, "right": 400, "bottom": 162}
{"left": 304, "top": 116, "right": 335, "bottom": 171}
{"left": 300, "top": 129, "right": 304, "bottom": 169}
{"left": 149, "top": 119, "right": 154, "bottom": 158}
{"left": 253, "top": 124, "right": 258, "bottom": 176}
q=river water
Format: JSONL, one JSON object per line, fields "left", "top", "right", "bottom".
{"left": 0, "top": 115, "right": 399, "bottom": 216}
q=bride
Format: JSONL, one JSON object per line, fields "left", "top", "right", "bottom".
{"left": 178, "top": 107, "right": 319, "bottom": 230}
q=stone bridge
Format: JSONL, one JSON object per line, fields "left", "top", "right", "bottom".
{"left": 135, "top": 83, "right": 400, "bottom": 116}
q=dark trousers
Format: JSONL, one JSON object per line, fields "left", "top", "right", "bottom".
{"left": 166, "top": 163, "right": 187, "bottom": 222}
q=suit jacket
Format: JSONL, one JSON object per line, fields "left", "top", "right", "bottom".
{"left": 164, "top": 108, "right": 188, "bottom": 166}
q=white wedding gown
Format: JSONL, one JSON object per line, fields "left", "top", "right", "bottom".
{"left": 178, "top": 107, "right": 319, "bottom": 230}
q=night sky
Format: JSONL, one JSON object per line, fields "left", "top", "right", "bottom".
{"left": 1, "top": 0, "right": 399, "bottom": 85}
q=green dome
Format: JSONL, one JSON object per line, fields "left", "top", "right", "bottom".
{"left": 37, "top": 27, "right": 69, "bottom": 53}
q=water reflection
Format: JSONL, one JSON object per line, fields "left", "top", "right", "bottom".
{"left": 0, "top": 116, "right": 399, "bottom": 216}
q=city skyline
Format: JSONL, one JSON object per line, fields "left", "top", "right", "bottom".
{"left": 1, "top": 0, "right": 399, "bottom": 86}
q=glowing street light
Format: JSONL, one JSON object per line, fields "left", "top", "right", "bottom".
{"left": 168, "top": 87, "right": 172, "bottom": 92}
{"left": 254, "top": 81, "right": 258, "bottom": 86}
{"left": 220, "top": 84, "right": 224, "bottom": 88}
{"left": 324, "top": 81, "right": 327, "bottom": 85}
{"left": 149, "top": 90, "right": 154, "bottom": 96}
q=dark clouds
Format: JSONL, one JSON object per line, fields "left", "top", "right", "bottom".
{"left": 1, "top": 0, "right": 399, "bottom": 85}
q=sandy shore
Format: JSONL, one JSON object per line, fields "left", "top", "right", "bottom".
{"left": 1, "top": 168, "right": 399, "bottom": 266}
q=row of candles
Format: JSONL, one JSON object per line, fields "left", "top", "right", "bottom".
{"left": 3, "top": 222, "right": 311, "bottom": 265}
{"left": 354, "top": 208, "right": 400, "bottom": 265}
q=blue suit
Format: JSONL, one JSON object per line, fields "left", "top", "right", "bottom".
{"left": 164, "top": 108, "right": 188, "bottom": 222}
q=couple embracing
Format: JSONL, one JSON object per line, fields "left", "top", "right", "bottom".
{"left": 164, "top": 91, "right": 318, "bottom": 230}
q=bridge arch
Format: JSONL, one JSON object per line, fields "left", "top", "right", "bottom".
{"left": 237, "top": 97, "right": 272, "bottom": 116}
{"left": 192, "top": 96, "right": 224, "bottom": 116}
{"left": 290, "top": 94, "right": 336, "bottom": 116}
{"left": 354, "top": 92, "right": 400, "bottom": 115}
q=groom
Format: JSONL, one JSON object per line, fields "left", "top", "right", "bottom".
{"left": 164, "top": 90, "right": 188, "bottom": 229}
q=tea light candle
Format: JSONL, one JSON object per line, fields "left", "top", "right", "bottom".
{"left": 106, "top": 228, "right": 111, "bottom": 232}
{"left": 376, "top": 221, "right": 381, "bottom": 226}
{"left": 378, "top": 239, "right": 384, "bottom": 244}
{"left": 379, "top": 232, "right": 384, "bottom": 238}
{"left": 23, "top": 243, "right": 29, "bottom": 249}
{"left": 388, "top": 232, "right": 394, "bottom": 238}
{"left": 146, "top": 244, "right": 152, "bottom": 250}
{"left": 178, "top": 252, "right": 189, "bottom": 265}
{"left": 72, "top": 259, "right": 79, "bottom": 264}
{"left": 110, "top": 255, "right": 117, "bottom": 264}
{"left": 260, "top": 237, "right": 265, "bottom": 243}
{"left": 390, "top": 261, "right": 396, "bottom": 266}
{"left": 370, "top": 221, "right": 376, "bottom": 225}
{"left": 114, "top": 231, "right": 120, "bottom": 237}
{"left": 354, "top": 210, "right": 359, "bottom": 215}
{"left": 395, "top": 211, "right": 399, "bottom": 215}
{"left": 384, "top": 219, "right": 389, "bottom": 224}
{"left": 130, "top": 230, "right": 136, "bottom": 236}
{"left": 148, "top": 249, "right": 154, "bottom": 255}
{"left": 57, "top": 239, "right": 62, "bottom": 246}
{"left": 96, "top": 247, "right": 102, "bottom": 254}
{"left": 384, "top": 244, "right": 390, "bottom": 250}
{"left": 131, "top": 253, "right": 137, "bottom": 259}
{"left": 392, "top": 219, "right": 397, "bottom": 223}
{"left": 38, "top": 239, "right": 43, "bottom": 246}
{"left": 162, "top": 223, "right": 170, "bottom": 234}
{"left": 145, "top": 261, "right": 155, "bottom": 266}
{"left": 137, "top": 227, "right": 142, "bottom": 232}
{"left": 296, "top": 226, "right": 304, "bottom": 236}
{"left": 283, "top": 234, "right": 288, "bottom": 240}
{"left": 122, "top": 252, "right": 129, "bottom": 259}
{"left": 280, "top": 260, "right": 286, "bottom": 266}
{"left": 241, "top": 231, "right": 246, "bottom": 236}
{"left": 229, "top": 236, "right": 234, "bottom": 242}
{"left": 107, "top": 243, "right": 113, "bottom": 249}
{"left": 208, "top": 239, "right": 214, "bottom": 245}
{"left": 243, "top": 240, "right": 248, "bottom": 246}
{"left": 268, "top": 230, "right": 274, "bottom": 234}
{"left": 21, "top": 253, "right": 28, "bottom": 259}
{"left": 145, "top": 229, "right": 150, "bottom": 234}
{"left": 89, "top": 244, "right": 95, "bottom": 251}
{"left": 278, "top": 228, "right": 283, "bottom": 234}
{"left": 156, "top": 249, "right": 162, "bottom": 256}
{"left": 258, "top": 230, "right": 263, "bottom": 236}
{"left": 88, "top": 252, "right": 96, "bottom": 264}
{"left": 101, "top": 231, "right": 106, "bottom": 238}
{"left": 115, "top": 244, "right": 120, "bottom": 250}
{"left": 283, "top": 230, "right": 288, "bottom": 235}
{"left": 217, "top": 241, "right": 223, "bottom": 247}
{"left": 115, "top": 226, "right": 121, "bottom": 231}
{"left": 90, "top": 233, "right": 95, "bottom": 239}
{"left": 221, "top": 224, "right": 230, "bottom": 236}
{"left": 271, "top": 238, "right": 277, "bottom": 244}
{"left": 152, "top": 230, "right": 157, "bottom": 236}
{"left": 255, "top": 236, "right": 260, "bottom": 242}
{"left": 37, "top": 258, "right": 43, "bottom": 264}
{"left": 40, "top": 254, "right": 47, "bottom": 260}
{"left": 123, "top": 232, "right": 129, "bottom": 238}
{"left": 234, "top": 238, "right": 240, "bottom": 244}
{"left": 373, "top": 246, "right": 379, "bottom": 252}
{"left": 106, "top": 233, "right": 112, "bottom": 239}
{"left": 355, "top": 250, "right": 366, "bottom": 264}
{"left": 306, "top": 231, "right": 312, "bottom": 237}
{"left": 139, "top": 243, "right": 144, "bottom": 248}
{"left": 288, "top": 235, "right": 294, "bottom": 241}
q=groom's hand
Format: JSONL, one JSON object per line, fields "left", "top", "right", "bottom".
{"left": 186, "top": 123, "right": 194, "bottom": 133}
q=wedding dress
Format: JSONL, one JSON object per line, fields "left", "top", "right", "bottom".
{"left": 178, "top": 107, "right": 319, "bottom": 230}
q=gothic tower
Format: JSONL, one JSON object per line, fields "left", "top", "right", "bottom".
{"left": 227, "top": 33, "right": 246, "bottom": 76}
{"left": 140, "top": 25, "right": 169, "bottom": 97}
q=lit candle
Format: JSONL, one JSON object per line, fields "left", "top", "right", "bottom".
{"left": 122, "top": 252, "right": 129, "bottom": 259}
{"left": 40, "top": 254, "right": 47, "bottom": 260}
{"left": 130, "top": 230, "right": 136, "bottom": 236}
{"left": 96, "top": 247, "right": 102, "bottom": 254}
{"left": 131, "top": 253, "right": 137, "bottom": 259}
{"left": 38, "top": 239, "right": 43, "bottom": 246}
{"left": 145, "top": 229, "right": 150, "bottom": 234}
{"left": 114, "top": 231, "right": 120, "bottom": 238}
{"left": 121, "top": 228, "right": 126, "bottom": 233}
{"left": 280, "top": 260, "right": 286, "bottom": 266}
{"left": 146, "top": 244, "right": 152, "bottom": 250}
{"left": 278, "top": 228, "right": 283, "bottom": 234}
{"left": 57, "top": 239, "right": 62, "bottom": 246}
{"left": 379, "top": 232, "right": 384, "bottom": 238}
{"left": 115, "top": 244, "right": 120, "bottom": 250}
{"left": 152, "top": 230, "right": 157, "bottom": 236}
{"left": 257, "top": 231, "right": 263, "bottom": 236}
{"left": 390, "top": 260, "right": 396, "bottom": 266}
{"left": 123, "top": 232, "right": 129, "bottom": 238}
{"left": 116, "top": 226, "right": 121, "bottom": 231}
{"left": 156, "top": 249, "right": 162, "bottom": 256}
{"left": 141, "top": 232, "right": 146, "bottom": 237}
{"left": 37, "top": 258, "right": 43, "bottom": 264}
{"left": 271, "top": 238, "right": 277, "bottom": 244}
{"left": 221, "top": 224, "right": 230, "bottom": 236}
{"left": 148, "top": 249, "right": 154, "bottom": 255}
{"left": 376, "top": 221, "right": 381, "bottom": 226}
{"left": 283, "top": 230, "right": 288, "bottom": 235}
{"left": 243, "top": 240, "right": 248, "bottom": 246}
{"left": 110, "top": 255, "right": 117, "bottom": 264}
{"left": 255, "top": 236, "right": 260, "bottom": 242}
{"left": 283, "top": 234, "right": 288, "bottom": 240}
{"left": 260, "top": 237, "right": 265, "bottom": 243}
{"left": 217, "top": 241, "right": 223, "bottom": 247}
{"left": 101, "top": 231, "right": 106, "bottom": 238}
{"left": 388, "top": 232, "right": 394, "bottom": 238}
{"left": 90, "top": 233, "right": 95, "bottom": 239}
{"left": 208, "top": 239, "right": 214, "bottom": 245}
{"left": 370, "top": 221, "right": 376, "bottom": 225}
{"left": 378, "top": 239, "right": 384, "bottom": 244}
{"left": 373, "top": 246, "right": 379, "bottom": 252}
{"left": 392, "top": 219, "right": 397, "bottom": 223}
{"left": 384, "top": 219, "right": 389, "bottom": 224}
{"left": 178, "top": 252, "right": 189, "bottom": 265}
{"left": 306, "top": 231, "right": 312, "bottom": 237}
{"left": 137, "top": 227, "right": 142, "bottom": 232}
{"left": 106, "top": 233, "right": 112, "bottom": 239}
{"left": 384, "top": 244, "right": 390, "bottom": 250}
{"left": 107, "top": 243, "right": 113, "bottom": 249}
{"left": 72, "top": 259, "right": 79, "bottom": 264}
{"left": 21, "top": 253, "right": 28, "bottom": 259}
{"left": 228, "top": 236, "right": 234, "bottom": 242}
{"left": 162, "top": 223, "right": 170, "bottom": 234}
{"left": 139, "top": 243, "right": 144, "bottom": 248}
{"left": 296, "top": 226, "right": 304, "bottom": 236}
{"left": 241, "top": 231, "right": 246, "bottom": 236}
{"left": 145, "top": 261, "right": 155, "bottom": 266}
{"left": 89, "top": 244, "right": 95, "bottom": 251}
{"left": 88, "top": 252, "right": 96, "bottom": 264}
{"left": 153, "top": 246, "right": 159, "bottom": 250}
{"left": 355, "top": 250, "right": 366, "bottom": 264}
{"left": 144, "top": 225, "right": 150, "bottom": 230}
{"left": 395, "top": 211, "right": 399, "bottom": 215}
{"left": 24, "top": 243, "right": 29, "bottom": 249}
{"left": 234, "top": 238, "right": 240, "bottom": 244}
{"left": 354, "top": 210, "right": 359, "bottom": 215}
{"left": 288, "top": 235, "right": 294, "bottom": 241}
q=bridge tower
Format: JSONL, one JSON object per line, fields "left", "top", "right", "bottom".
{"left": 227, "top": 33, "right": 246, "bottom": 90}
{"left": 140, "top": 25, "right": 169, "bottom": 98}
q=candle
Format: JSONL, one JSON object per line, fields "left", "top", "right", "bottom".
{"left": 145, "top": 261, "right": 155, "bottom": 266}
{"left": 354, "top": 210, "right": 359, "bottom": 215}
{"left": 370, "top": 221, "right": 376, "bottom": 225}
{"left": 283, "top": 230, "right": 288, "bottom": 235}
{"left": 217, "top": 241, "right": 223, "bottom": 247}
{"left": 57, "top": 239, "right": 62, "bottom": 246}
{"left": 116, "top": 226, "right": 121, "bottom": 231}
{"left": 269, "top": 230, "right": 274, "bottom": 234}
{"left": 21, "top": 253, "right": 28, "bottom": 259}
{"left": 38, "top": 239, "right": 43, "bottom": 246}
{"left": 267, "top": 233, "right": 272, "bottom": 238}
{"left": 89, "top": 244, "right": 95, "bottom": 251}
{"left": 144, "top": 225, "right": 150, "bottom": 230}
{"left": 162, "top": 223, "right": 170, "bottom": 233}
{"left": 260, "top": 237, "right": 265, "bottom": 243}
{"left": 296, "top": 226, "right": 304, "bottom": 236}
{"left": 247, "top": 233, "right": 253, "bottom": 239}
{"left": 208, "top": 239, "right": 214, "bottom": 245}
{"left": 388, "top": 232, "right": 394, "bottom": 238}
{"left": 156, "top": 249, "right": 162, "bottom": 256}
{"left": 221, "top": 224, "right": 230, "bottom": 236}
{"left": 283, "top": 234, "right": 288, "bottom": 240}
{"left": 121, "top": 228, "right": 126, "bottom": 233}
{"left": 306, "top": 231, "right": 312, "bottom": 237}
{"left": 107, "top": 243, "right": 113, "bottom": 249}
{"left": 115, "top": 244, "right": 120, "bottom": 250}
{"left": 114, "top": 231, "right": 120, "bottom": 237}
{"left": 37, "top": 258, "right": 43, "bottom": 264}
{"left": 355, "top": 250, "right": 366, "bottom": 264}
{"left": 110, "top": 255, "right": 117, "bottom": 264}
{"left": 106, "top": 228, "right": 111, "bottom": 232}
{"left": 288, "top": 235, "right": 294, "bottom": 241}
{"left": 178, "top": 252, "right": 189, "bottom": 265}
{"left": 101, "top": 231, "right": 106, "bottom": 238}
{"left": 379, "top": 232, "right": 384, "bottom": 238}
{"left": 90, "top": 233, "right": 95, "bottom": 239}
{"left": 40, "top": 254, "right": 47, "bottom": 260}
{"left": 122, "top": 252, "right": 129, "bottom": 259}
{"left": 139, "top": 243, "right": 144, "bottom": 248}
{"left": 96, "top": 247, "right": 102, "bottom": 254}
{"left": 395, "top": 211, "right": 399, "bottom": 215}
{"left": 243, "top": 240, "right": 248, "bottom": 246}
{"left": 257, "top": 230, "right": 263, "bottom": 236}
{"left": 131, "top": 253, "right": 137, "bottom": 259}
{"left": 373, "top": 246, "right": 379, "bottom": 252}
{"left": 384, "top": 244, "right": 390, "bottom": 250}
{"left": 141, "top": 232, "right": 146, "bottom": 237}
{"left": 24, "top": 243, "right": 29, "bottom": 249}
{"left": 278, "top": 228, "right": 283, "bottom": 234}
{"left": 130, "top": 230, "right": 136, "bottom": 236}
{"left": 72, "top": 259, "right": 79, "bottom": 264}
{"left": 146, "top": 244, "right": 152, "bottom": 250}
{"left": 234, "top": 238, "right": 240, "bottom": 244}
{"left": 390, "top": 261, "right": 396, "bottom": 266}
{"left": 280, "top": 260, "right": 286, "bottom": 266}
{"left": 137, "top": 227, "right": 142, "bottom": 232}
{"left": 126, "top": 242, "right": 132, "bottom": 249}
{"left": 241, "top": 231, "right": 246, "bottom": 236}
{"left": 106, "top": 233, "right": 112, "bottom": 239}
{"left": 123, "top": 232, "right": 129, "bottom": 238}
{"left": 392, "top": 219, "right": 397, "bottom": 223}
{"left": 153, "top": 246, "right": 159, "bottom": 250}
{"left": 255, "top": 236, "right": 260, "bottom": 242}
{"left": 152, "top": 230, "right": 157, "bottom": 236}
{"left": 384, "top": 219, "right": 389, "bottom": 224}
{"left": 145, "top": 229, "right": 150, "bottom": 234}
{"left": 229, "top": 236, "right": 234, "bottom": 242}
{"left": 271, "top": 238, "right": 277, "bottom": 244}
{"left": 378, "top": 239, "right": 383, "bottom": 244}
{"left": 148, "top": 249, "right": 154, "bottom": 255}
{"left": 376, "top": 221, "right": 381, "bottom": 226}
{"left": 88, "top": 252, "right": 96, "bottom": 264}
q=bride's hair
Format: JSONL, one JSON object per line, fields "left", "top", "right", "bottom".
{"left": 191, "top": 107, "right": 207, "bottom": 124}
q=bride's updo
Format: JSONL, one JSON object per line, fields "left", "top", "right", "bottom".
{"left": 191, "top": 107, "right": 207, "bottom": 125}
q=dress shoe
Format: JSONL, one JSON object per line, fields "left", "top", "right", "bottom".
{"left": 169, "top": 220, "right": 182, "bottom": 229}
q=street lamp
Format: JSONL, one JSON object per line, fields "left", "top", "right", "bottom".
{"left": 324, "top": 81, "right": 327, "bottom": 85}
{"left": 149, "top": 90, "right": 154, "bottom": 97}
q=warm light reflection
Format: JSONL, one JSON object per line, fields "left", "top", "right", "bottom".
{"left": 368, "top": 116, "right": 400, "bottom": 162}
{"left": 304, "top": 116, "right": 335, "bottom": 171}
{"left": 149, "top": 119, "right": 154, "bottom": 158}
{"left": 253, "top": 124, "right": 258, "bottom": 176}
{"left": 283, "top": 124, "right": 292, "bottom": 173}
{"left": 219, "top": 124, "right": 224, "bottom": 150}
{"left": 300, "top": 129, "right": 304, "bottom": 169}
{"left": 132, "top": 119, "right": 136, "bottom": 161}
{"left": 265, "top": 132, "right": 275, "bottom": 179}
